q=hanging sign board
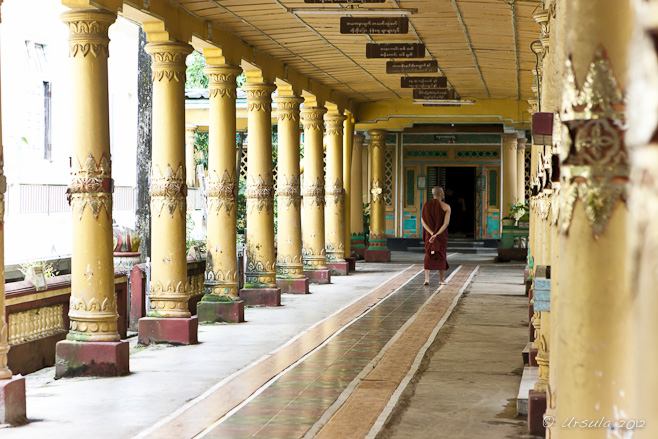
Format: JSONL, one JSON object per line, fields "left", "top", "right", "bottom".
{"left": 365, "top": 43, "right": 424, "bottom": 59}
{"left": 401, "top": 76, "right": 447, "bottom": 89}
{"left": 305, "top": 0, "right": 385, "bottom": 3}
{"left": 340, "top": 17, "right": 409, "bottom": 34}
{"left": 413, "top": 88, "right": 455, "bottom": 100}
{"left": 386, "top": 60, "right": 438, "bottom": 74}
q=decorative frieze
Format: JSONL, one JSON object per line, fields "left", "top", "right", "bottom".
{"left": 146, "top": 42, "right": 192, "bottom": 83}
{"left": 243, "top": 83, "right": 275, "bottom": 113}
{"left": 207, "top": 170, "right": 237, "bottom": 215}
{"left": 151, "top": 164, "right": 186, "bottom": 218}
{"left": 302, "top": 108, "right": 327, "bottom": 132}
{"left": 246, "top": 174, "right": 274, "bottom": 213}
{"left": 69, "top": 153, "right": 112, "bottom": 220}
{"left": 61, "top": 9, "right": 115, "bottom": 59}
{"left": 277, "top": 174, "right": 301, "bottom": 210}
{"left": 205, "top": 65, "right": 240, "bottom": 99}
{"left": 148, "top": 280, "right": 189, "bottom": 315}
{"left": 303, "top": 177, "right": 325, "bottom": 208}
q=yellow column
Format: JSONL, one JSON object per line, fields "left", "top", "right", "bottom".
{"left": 365, "top": 130, "right": 390, "bottom": 262}
{"left": 241, "top": 80, "right": 281, "bottom": 304}
{"left": 350, "top": 134, "right": 366, "bottom": 258}
{"left": 274, "top": 94, "right": 308, "bottom": 293}
{"left": 363, "top": 143, "right": 370, "bottom": 204}
{"left": 343, "top": 113, "right": 354, "bottom": 261}
{"left": 324, "top": 112, "right": 348, "bottom": 273}
{"left": 301, "top": 106, "right": 331, "bottom": 283}
{"left": 56, "top": 8, "right": 129, "bottom": 376}
{"left": 555, "top": 0, "right": 632, "bottom": 435}
{"left": 198, "top": 64, "right": 244, "bottom": 322}
{"left": 0, "top": 2, "right": 26, "bottom": 417}
{"left": 516, "top": 138, "right": 527, "bottom": 204}
{"left": 139, "top": 41, "right": 197, "bottom": 345}
{"left": 185, "top": 124, "right": 197, "bottom": 188}
{"left": 502, "top": 133, "right": 518, "bottom": 218}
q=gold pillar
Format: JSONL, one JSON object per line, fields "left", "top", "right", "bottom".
{"left": 243, "top": 81, "right": 277, "bottom": 288}
{"left": 301, "top": 106, "right": 328, "bottom": 271}
{"left": 63, "top": 9, "right": 118, "bottom": 342}
{"left": 343, "top": 113, "right": 354, "bottom": 258}
{"left": 363, "top": 144, "right": 370, "bottom": 204}
{"left": 146, "top": 42, "right": 193, "bottom": 318}
{"left": 516, "top": 138, "right": 527, "bottom": 204}
{"left": 324, "top": 113, "right": 347, "bottom": 262}
{"left": 502, "top": 133, "right": 518, "bottom": 218}
{"left": 350, "top": 134, "right": 365, "bottom": 253}
{"left": 365, "top": 130, "right": 390, "bottom": 261}
{"left": 274, "top": 94, "right": 306, "bottom": 289}
{"left": 203, "top": 65, "right": 241, "bottom": 300}
{"left": 185, "top": 124, "right": 197, "bottom": 188}
{"left": 556, "top": 0, "right": 632, "bottom": 435}
{"left": 0, "top": 3, "right": 10, "bottom": 380}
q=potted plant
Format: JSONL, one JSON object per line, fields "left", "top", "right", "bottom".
{"left": 508, "top": 200, "right": 529, "bottom": 226}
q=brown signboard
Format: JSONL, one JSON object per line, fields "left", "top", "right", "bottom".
{"left": 366, "top": 43, "right": 424, "bottom": 59}
{"left": 401, "top": 76, "right": 447, "bottom": 89}
{"left": 413, "top": 88, "right": 456, "bottom": 100}
{"left": 340, "top": 17, "right": 409, "bottom": 34}
{"left": 305, "top": 0, "right": 384, "bottom": 3}
{"left": 386, "top": 60, "right": 438, "bottom": 74}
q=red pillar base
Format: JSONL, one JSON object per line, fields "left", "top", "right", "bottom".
{"left": 239, "top": 288, "right": 281, "bottom": 306}
{"left": 0, "top": 375, "right": 26, "bottom": 425}
{"left": 365, "top": 248, "right": 391, "bottom": 262}
{"left": 138, "top": 316, "right": 199, "bottom": 346}
{"left": 198, "top": 300, "right": 245, "bottom": 323}
{"left": 55, "top": 340, "right": 130, "bottom": 378}
{"left": 353, "top": 247, "right": 366, "bottom": 259}
{"left": 528, "top": 389, "right": 547, "bottom": 436}
{"left": 276, "top": 278, "right": 310, "bottom": 294}
{"left": 303, "top": 269, "right": 331, "bottom": 284}
{"left": 529, "top": 348, "right": 538, "bottom": 367}
{"left": 327, "top": 261, "right": 349, "bottom": 276}
{"left": 344, "top": 257, "right": 356, "bottom": 272}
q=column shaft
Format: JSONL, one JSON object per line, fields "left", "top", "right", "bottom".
{"left": 147, "top": 42, "right": 193, "bottom": 318}
{"left": 204, "top": 65, "right": 241, "bottom": 299}
{"left": 63, "top": 9, "right": 118, "bottom": 342}
{"left": 274, "top": 95, "right": 305, "bottom": 280}
{"left": 324, "top": 113, "right": 347, "bottom": 262}
{"left": 556, "top": 0, "right": 632, "bottom": 435}
{"left": 301, "top": 107, "right": 328, "bottom": 270}
{"left": 343, "top": 114, "right": 354, "bottom": 258}
{"left": 502, "top": 134, "right": 519, "bottom": 218}
{"left": 516, "top": 139, "right": 527, "bottom": 204}
{"left": 185, "top": 124, "right": 197, "bottom": 188}
{"left": 243, "top": 82, "right": 277, "bottom": 288}
{"left": 365, "top": 130, "right": 390, "bottom": 261}
{"left": 350, "top": 134, "right": 366, "bottom": 254}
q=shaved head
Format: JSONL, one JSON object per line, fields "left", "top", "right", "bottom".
{"left": 432, "top": 186, "right": 444, "bottom": 199}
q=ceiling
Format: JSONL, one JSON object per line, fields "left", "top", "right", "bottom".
{"left": 176, "top": 0, "right": 541, "bottom": 104}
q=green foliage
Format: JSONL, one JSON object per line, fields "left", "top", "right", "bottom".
{"left": 19, "top": 261, "right": 59, "bottom": 279}
{"left": 194, "top": 131, "right": 209, "bottom": 171}
{"left": 508, "top": 199, "right": 529, "bottom": 221}
{"left": 236, "top": 73, "right": 246, "bottom": 88}
{"left": 185, "top": 51, "right": 209, "bottom": 89}
{"left": 237, "top": 178, "right": 247, "bottom": 234}
{"left": 186, "top": 213, "right": 207, "bottom": 254}
{"left": 363, "top": 201, "right": 371, "bottom": 244}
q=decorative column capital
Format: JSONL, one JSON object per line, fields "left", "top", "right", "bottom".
{"left": 301, "top": 107, "right": 327, "bottom": 131}
{"left": 324, "top": 113, "right": 347, "bottom": 136}
{"left": 145, "top": 41, "right": 193, "bottom": 83}
{"left": 353, "top": 133, "right": 366, "bottom": 149}
{"left": 242, "top": 82, "right": 276, "bottom": 113}
{"left": 517, "top": 138, "right": 528, "bottom": 150}
{"left": 368, "top": 129, "right": 387, "bottom": 149}
{"left": 274, "top": 96, "right": 304, "bottom": 122}
{"left": 502, "top": 133, "right": 519, "bottom": 151}
{"left": 61, "top": 9, "right": 116, "bottom": 58}
{"left": 204, "top": 64, "right": 242, "bottom": 99}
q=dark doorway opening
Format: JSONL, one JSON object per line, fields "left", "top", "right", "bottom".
{"left": 444, "top": 167, "right": 476, "bottom": 238}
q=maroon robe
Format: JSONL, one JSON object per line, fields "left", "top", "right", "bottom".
{"left": 422, "top": 199, "right": 449, "bottom": 270}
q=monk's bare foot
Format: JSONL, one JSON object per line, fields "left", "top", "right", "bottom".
{"left": 423, "top": 280, "right": 429, "bottom": 286}
{"left": 439, "top": 280, "right": 448, "bottom": 285}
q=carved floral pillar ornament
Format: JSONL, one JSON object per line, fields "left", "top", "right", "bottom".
{"left": 502, "top": 134, "right": 519, "bottom": 218}
{"left": 365, "top": 130, "right": 390, "bottom": 261}
{"left": 301, "top": 106, "right": 328, "bottom": 271}
{"left": 145, "top": 42, "right": 194, "bottom": 322}
{"left": 242, "top": 81, "right": 277, "bottom": 289}
{"left": 274, "top": 94, "right": 307, "bottom": 292}
{"left": 324, "top": 113, "right": 347, "bottom": 263}
{"left": 203, "top": 64, "right": 242, "bottom": 304}
{"left": 350, "top": 134, "right": 366, "bottom": 255}
{"left": 555, "top": 0, "right": 632, "bottom": 434}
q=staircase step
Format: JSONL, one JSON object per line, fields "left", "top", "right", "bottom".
{"left": 517, "top": 366, "right": 539, "bottom": 416}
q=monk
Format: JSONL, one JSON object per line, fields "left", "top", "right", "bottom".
{"left": 421, "top": 186, "right": 451, "bottom": 286}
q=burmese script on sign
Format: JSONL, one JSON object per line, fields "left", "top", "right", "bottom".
{"left": 340, "top": 17, "right": 409, "bottom": 34}
{"left": 386, "top": 60, "right": 439, "bottom": 74}
{"left": 401, "top": 76, "right": 448, "bottom": 89}
{"left": 366, "top": 43, "right": 425, "bottom": 59}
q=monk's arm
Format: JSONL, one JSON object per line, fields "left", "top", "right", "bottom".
{"left": 421, "top": 217, "right": 434, "bottom": 235}
{"left": 433, "top": 206, "right": 451, "bottom": 237}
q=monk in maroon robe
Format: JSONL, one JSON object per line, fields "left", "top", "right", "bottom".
{"left": 421, "top": 186, "right": 451, "bottom": 286}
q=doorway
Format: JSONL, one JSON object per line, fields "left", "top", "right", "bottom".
{"left": 444, "top": 167, "right": 476, "bottom": 238}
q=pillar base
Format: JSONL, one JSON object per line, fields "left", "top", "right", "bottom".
{"left": 55, "top": 340, "right": 130, "bottom": 378}
{"left": 276, "top": 278, "right": 310, "bottom": 294}
{"left": 365, "top": 248, "right": 391, "bottom": 262}
{"left": 327, "top": 261, "right": 349, "bottom": 276}
{"left": 0, "top": 376, "right": 26, "bottom": 425}
{"left": 198, "top": 300, "right": 245, "bottom": 323}
{"left": 528, "top": 389, "right": 547, "bottom": 436}
{"left": 138, "top": 316, "right": 199, "bottom": 346}
{"left": 239, "top": 288, "right": 281, "bottom": 306}
{"left": 303, "top": 269, "right": 331, "bottom": 284}
{"left": 529, "top": 348, "right": 538, "bottom": 367}
{"left": 344, "top": 257, "right": 356, "bottom": 272}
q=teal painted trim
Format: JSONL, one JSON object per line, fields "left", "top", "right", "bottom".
{"left": 403, "top": 133, "right": 501, "bottom": 144}
{"left": 369, "top": 239, "right": 388, "bottom": 243}
{"left": 406, "top": 150, "right": 448, "bottom": 158}
{"left": 385, "top": 215, "right": 394, "bottom": 220}
{"left": 403, "top": 161, "right": 501, "bottom": 165}
{"left": 403, "top": 233, "right": 411, "bottom": 237}
{"left": 351, "top": 244, "right": 366, "bottom": 248}
{"left": 386, "top": 229, "right": 394, "bottom": 234}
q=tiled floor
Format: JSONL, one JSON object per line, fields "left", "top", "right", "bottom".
{"left": 200, "top": 267, "right": 458, "bottom": 439}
